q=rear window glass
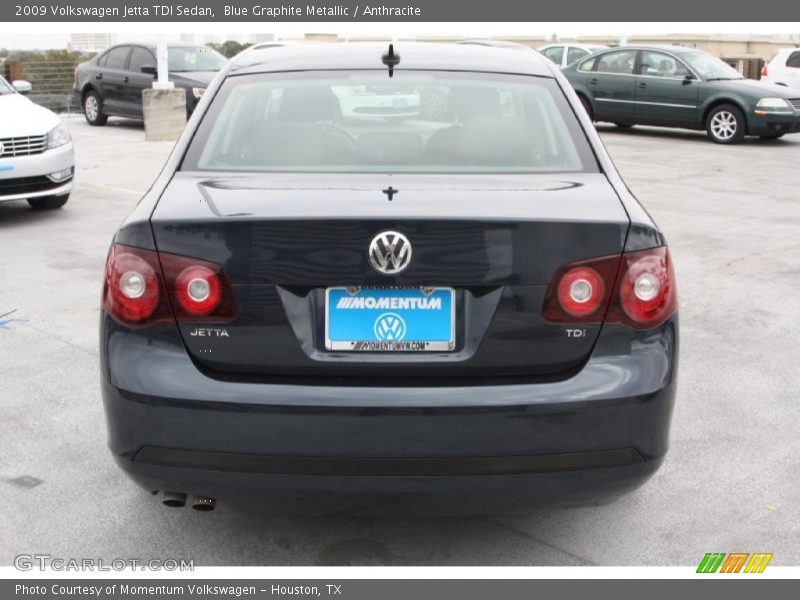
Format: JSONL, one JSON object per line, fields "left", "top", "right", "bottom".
{"left": 542, "top": 46, "right": 565, "bottom": 64}
{"left": 129, "top": 47, "right": 154, "bottom": 73}
{"left": 567, "top": 47, "right": 589, "bottom": 64}
{"left": 596, "top": 51, "right": 636, "bottom": 75}
{"left": 182, "top": 71, "right": 598, "bottom": 174}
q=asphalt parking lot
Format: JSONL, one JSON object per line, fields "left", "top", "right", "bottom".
{"left": 1, "top": 117, "right": 799, "bottom": 567}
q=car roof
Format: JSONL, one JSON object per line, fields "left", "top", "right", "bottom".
{"left": 459, "top": 39, "right": 535, "bottom": 52}
{"left": 103, "top": 42, "right": 206, "bottom": 51}
{"left": 592, "top": 44, "right": 700, "bottom": 54}
{"left": 540, "top": 43, "right": 606, "bottom": 49}
{"left": 229, "top": 42, "right": 554, "bottom": 77}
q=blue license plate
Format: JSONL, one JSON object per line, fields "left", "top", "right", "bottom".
{"left": 326, "top": 287, "right": 455, "bottom": 352}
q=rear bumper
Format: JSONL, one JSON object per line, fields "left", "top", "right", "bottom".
{"left": 101, "top": 315, "right": 678, "bottom": 506}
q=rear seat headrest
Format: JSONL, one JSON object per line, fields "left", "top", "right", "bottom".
{"left": 279, "top": 87, "right": 342, "bottom": 121}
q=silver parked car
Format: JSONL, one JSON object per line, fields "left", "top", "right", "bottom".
{"left": 538, "top": 43, "right": 608, "bottom": 68}
{"left": 0, "top": 76, "right": 75, "bottom": 209}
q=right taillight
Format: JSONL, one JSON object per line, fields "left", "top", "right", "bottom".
{"left": 761, "top": 64, "right": 768, "bottom": 77}
{"left": 102, "top": 243, "right": 236, "bottom": 327}
{"left": 175, "top": 265, "right": 222, "bottom": 317}
{"left": 543, "top": 246, "right": 677, "bottom": 330}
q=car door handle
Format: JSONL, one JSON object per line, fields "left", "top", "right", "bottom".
{"left": 638, "top": 82, "right": 647, "bottom": 88}
{"left": 95, "top": 73, "right": 103, "bottom": 80}
{"left": 123, "top": 76, "right": 129, "bottom": 83}
{"left": 588, "top": 78, "right": 598, "bottom": 85}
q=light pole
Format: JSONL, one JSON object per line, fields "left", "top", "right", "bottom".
{"left": 153, "top": 34, "right": 174, "bottom": 91}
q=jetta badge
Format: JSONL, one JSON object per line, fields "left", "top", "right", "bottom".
{"left": 368, "top": 231, "right": 412, "bottom": 275}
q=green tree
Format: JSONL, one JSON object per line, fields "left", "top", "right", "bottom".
{"left": 206, "top": 40, "right": 252, "bottom": 59}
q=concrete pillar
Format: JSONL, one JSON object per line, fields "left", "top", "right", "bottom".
{"left": 142, "top": 88, "right": 186, "bottom": 142}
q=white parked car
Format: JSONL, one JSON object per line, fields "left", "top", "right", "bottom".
{"left": 760, "top": 48, "right": 800, "bottom": 90}
{"left": 537, "top": 43, "right": 607, "bottom": 68}
{"left": 0, "top": 76, "right": 75, "bottom": 209}
{"left": 333, "top": 84, "right": 421, "bottom": 119}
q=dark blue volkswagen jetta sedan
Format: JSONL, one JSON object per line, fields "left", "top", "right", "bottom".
{"left": 100, "top": 43, "right": 678, "bottom": 512}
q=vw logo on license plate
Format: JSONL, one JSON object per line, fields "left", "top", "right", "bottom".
{"left": 374, "top": 313, "right": 406, "bottom": 341}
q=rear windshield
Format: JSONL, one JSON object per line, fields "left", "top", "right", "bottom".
{"left": 182, "top": 70, "right": 598, "bottom": 174}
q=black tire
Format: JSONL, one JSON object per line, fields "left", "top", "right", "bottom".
{"left": 578, "top": 95, "right": 594, "bottom": 121}
{"left": 614, "top": 123, "right": 634, "bottom": 128}
{"left": 759, "top": 132, "right": 784, "bottom": 140}
{"left": 28, "top": 194, "right": 69, "bottom": 210}
{"left": 706, "top": 104, "right": 745, "bottom": 144}
{"left": 83, "top": 90, "right": 108, "bottom": 126}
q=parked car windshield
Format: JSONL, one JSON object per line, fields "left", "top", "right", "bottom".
{"left": 183, "top": 71, "right": 597, "bottom": 174}
{"left": 0, "top": 76, "right": 12, "bottom": 95}
{"left": 681, "top": 51, "right": 744, "bottom": 80}
{"left": 168, "top": 46, "right": 227, "bottom": 72}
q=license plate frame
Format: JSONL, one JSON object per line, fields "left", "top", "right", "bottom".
{"left": 325, "top": 287, "right": 455, "bottom": 352}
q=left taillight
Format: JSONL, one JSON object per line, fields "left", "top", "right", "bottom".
{"left": 102, "top": 244, "right": 236, "bottom": 327}
{"left": 103, "top": 245, "right": 164, "bottom": 326}
{"left": 161, "top": 253, "right": 236, "bottom": 321}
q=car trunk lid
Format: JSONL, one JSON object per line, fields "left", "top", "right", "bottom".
{"left": 149, "top": 172, "right": 629, "bottom": 379}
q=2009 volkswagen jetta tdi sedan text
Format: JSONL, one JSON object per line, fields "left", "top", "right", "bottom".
{"left": 100, "top": 43, "right": 678, "bottom": 513}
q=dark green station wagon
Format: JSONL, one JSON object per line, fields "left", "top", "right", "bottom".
{"left": 562, "top": 45, "right": 800, "bottom": 143}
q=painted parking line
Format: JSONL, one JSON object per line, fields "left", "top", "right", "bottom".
{"left": 79, "top": 181, "right": 147, "bottom": 196}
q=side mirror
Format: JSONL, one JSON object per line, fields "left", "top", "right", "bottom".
{"left": 682, "top": 73, "right": 695, "bottom": 85}
{"left": 12, "top": 80, "right": 32, "bottom": 94}
{"left": 141, "top": 65, "right": 157, "bottom": 76}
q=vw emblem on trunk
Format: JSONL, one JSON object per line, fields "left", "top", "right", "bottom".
{"left": 374, "top": 313, "right": 406, "bottom": 341}
{"left": 368, "top": 231, "right": 412, "bottom": 275}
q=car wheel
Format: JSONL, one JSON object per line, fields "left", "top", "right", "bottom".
{"left": 83, "top": 91, "right": 108, "bottom": 126}
{"left": 28, "top": 194, "right": 69, "bottom": 210}
{"left": 614, "top": 123, "right": 634, "bottom": 128}
{"left": 706, "top": 104, "right": 745, "bottom": 144}
{"left": 578, "top": 95, "right": 594, "bottom": 121}
{"left": 419, "top": 89, "right": 447, "bottom": 120}
{"left": 759, "top": 132, "right": 784, "bottom": 140}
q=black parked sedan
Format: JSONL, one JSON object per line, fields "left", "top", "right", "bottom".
{"left": 563, "top": 45, "right": 800, "bottom": 143}
{"left": 73, "top": 43, "right": 227, "bottom": 125}
{"left": 100, "top": 43, "right": 678, "bottom": 512}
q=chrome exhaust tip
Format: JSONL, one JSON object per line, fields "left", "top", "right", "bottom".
{"left": 162, "top": 491, "right": 187, "bottom": 507}
{"left": 191, "top": 496, "right": 217, "bottom": 511}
